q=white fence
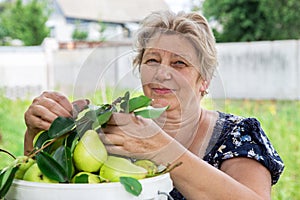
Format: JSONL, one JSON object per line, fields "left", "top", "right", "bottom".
{"left": 213, "top": 40, "right": 300, "bottom": 100}
{"left": 0, "top": 46, "right": 48, "bottom": 99}
{"left": 0, "top": 39, "right": 299, "bottom": 100}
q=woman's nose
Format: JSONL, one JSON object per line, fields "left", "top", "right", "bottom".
{"left": 154, "top": 65, "right": 172, "bottom": 82}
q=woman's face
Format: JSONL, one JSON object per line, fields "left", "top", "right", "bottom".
{"left": 140, "top": 34, "right": 205, "bottom": 112}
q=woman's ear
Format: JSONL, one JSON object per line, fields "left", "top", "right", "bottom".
{"left": 200, "top": 80, "right": 209, "bottom": 96}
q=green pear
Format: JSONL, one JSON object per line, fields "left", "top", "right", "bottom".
{"left": 71, "top": 172, "right": 101, "bottom": 184}
{"left": 99, "top": 156, "right": 148, "bottom": 182}
{"left": 73, "top": 130, "right": 107, "bottom": 172}
{"left": 133, "top": 159, "right": 158, "bottom": 176}
{"left": 33, "top": 131, "right": 44, "bottom": 147}
{"left": 23, "top": 163, "right": 58, "bottom": 183}
{"left": 14, "top": 156, "right": 35, "bottom": 180}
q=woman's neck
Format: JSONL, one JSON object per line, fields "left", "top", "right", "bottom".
{"left": 155, "top": 104, "right": 202, "bottom": 148}
{"left": 189, "top": 109, "right": 219, "bottom": 157}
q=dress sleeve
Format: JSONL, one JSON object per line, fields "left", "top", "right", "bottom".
{"left": 212, "top": 117, "right": 284, "bottom": 185}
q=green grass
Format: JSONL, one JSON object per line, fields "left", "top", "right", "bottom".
{"left": 0, "top": 94, "right": 299, "bottom": 199}
{"left": 0, "top": 95, "right": 31, "bottom": 168}
{"left": 218, "top": 99, "right": 300, "bottom": 200}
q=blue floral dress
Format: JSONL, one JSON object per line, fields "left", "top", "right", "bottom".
{"left": 169, "top": 112, "right": 285, "bottom": 199}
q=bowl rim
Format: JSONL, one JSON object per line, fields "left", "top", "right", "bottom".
{"left": 12, "top": 173, "right": 172, "bottom": 189}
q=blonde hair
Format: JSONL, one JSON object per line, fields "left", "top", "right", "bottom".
{"left": 132, "top": 10, "right": 218, "bottom": 81}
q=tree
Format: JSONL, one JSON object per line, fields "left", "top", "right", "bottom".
{"left": 0, "top": 1, "right": 10, "bottom": 44}
{"left": 0, "top": 0, "right": 50, "bottom": 46}
{"left": 259, "top": 0, "right": 300, "bottom": 40}
{"left": 98, "top": 21, "right": 107, "bottom": 42}
{"left": 72, "top": 20, "right": 88, "bottom": 41}
{"left": 201, "top": 0, "right": 300, "bottom": 42}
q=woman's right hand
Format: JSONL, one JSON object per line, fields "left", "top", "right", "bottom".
{"left": 24, "top": 91, "right": 73, "bottom": 135}
{"left": 24, "top": 91, "right": 89, "bottom": 154}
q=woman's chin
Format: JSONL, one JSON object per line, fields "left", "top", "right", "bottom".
{"left": 151, "top": 99, "right": 181, "bottom": 114}
{"left": 151, "top": 98, "right": 171, "bottom": 108}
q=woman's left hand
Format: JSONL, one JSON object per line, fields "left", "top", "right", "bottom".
{"left": 100, "top": 112, "right": 174, "bottom": 160}
{"left": 100, "top": 112, "right": 187, "bottom": 165}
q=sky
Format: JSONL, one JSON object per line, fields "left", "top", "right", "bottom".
{"left": 164, "top": 0, "right": 192, "bottom": 12}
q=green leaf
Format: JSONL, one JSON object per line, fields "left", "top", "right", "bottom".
{"left": 0, "top": 164, "right": 19, "bottom": 198}
{"left": 119, "top": 176, "right": 142, "bottom": 196}
{"left": 65, "top": 131, "right": 79, "bottom": 152}
{"left": 98, "top": 110, "right": 113, "bottom": 125}
{"left": 33, "top": 131, "right": 53, "bottom": 153}
{"left": 52, "top": 146, "right": 73, "bottom": 180}
{"left": 83, "top": 110, "right": 97, "bottom": 122}
{"left": 73, "top": 174, "right": 89, "bottom": 183}
{"left": 75, "top": 106, "right": 108, "bottom": 137}
{"left": 120, "top": 91, "right": 130, "bottom": 113}
{"left": 94, "top": 111, "right": 112, "bottom": 128}
{"left": 93, "top": 104, "right": 111, "bottom": 115}
{"left": 34, "top": 131, "right": 50, "bottom": 148}
{"left": 75, "top": 120, "right": 94, "bottom": 138}
{"left": 48, "top": 117, "right": 75, "bottom": 139}
{"left": 92, "top": 104, "right": 115, "bottom": 129}
{"left": 36, "top": 151, "right": 68, "bottom": 183}
{"left": 128, "top": 95, "right": 152, "bottom": 113}
{"left": 134, "top": 106, "right": 169, "bottom": 119}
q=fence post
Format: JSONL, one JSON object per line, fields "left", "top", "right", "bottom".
{"left": 42, "top": 38, "right": 59, "bottom": 91}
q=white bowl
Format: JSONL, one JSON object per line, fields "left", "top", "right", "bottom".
{"left": 5, "top": 173, "right": 173, "bottom": 200}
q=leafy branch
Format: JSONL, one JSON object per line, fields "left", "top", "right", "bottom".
{"left": 0, "top": 91, "right": 169, "bottom": 198}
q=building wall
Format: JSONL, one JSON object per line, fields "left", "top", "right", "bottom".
{"left": 0, "top": 40, "right": 299, "bottom": 100}
{"left": 0, "top": 47, "right": 48, "bottom": 99}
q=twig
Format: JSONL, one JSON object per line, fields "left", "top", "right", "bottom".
{"left": 28, "top": 133, "right": 70, "bottom": 159}
{"left": 163, "top": 161, "right": 183, "bottom": 174}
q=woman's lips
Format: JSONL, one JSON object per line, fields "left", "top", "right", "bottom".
{"left": 152, "top": 88, "right": 173, "bottom": 95}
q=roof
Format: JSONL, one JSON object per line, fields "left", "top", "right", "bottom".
{"left": 56, "top": 0, "right": 169, "bottom": 23}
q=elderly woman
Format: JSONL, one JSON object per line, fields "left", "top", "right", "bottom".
{"left": 24, "top": 10, "right": 284, "bottom": 199}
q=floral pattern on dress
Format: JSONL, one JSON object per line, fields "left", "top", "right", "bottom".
{"left": 169, "top": 112, "right": 284, "bottom": 200}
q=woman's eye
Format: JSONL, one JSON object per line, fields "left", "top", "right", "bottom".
{"left": 172, "top": 61, "right": 187, "bottom": 68}
{"left": 146, "top": 59, "right": 159, "bottom": 65}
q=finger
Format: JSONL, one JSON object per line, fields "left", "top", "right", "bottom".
{"left": 72, "top": 99, "right": 90, "bottom": 116}
{"left": 35, "top": 91, "right": 73, "bottom": 113}
{"left": 44, "top": 91, "right": 73, "bottom": 111}
{"left": 105, "top": 145, "right": 131, "bottom": 156}
{"left": 36, "top": 97, "right": 72, "bottom": 118}
{"left": 102, "top": 124, "right": 134, "bottom": 138}
{"left": 99, "top": 133, "right": 124, "bottom": 146}
{"left": 25, "top": 115, "right": 52, "bottom": 131}
{"left": 31, "top": 104, "right": 59, "bottom": 122}
{"left": 24, "top": 104, "right": 57, "bottom": 130}
{"left": 101, "top": 124, "right": 121, "bottom": 132}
